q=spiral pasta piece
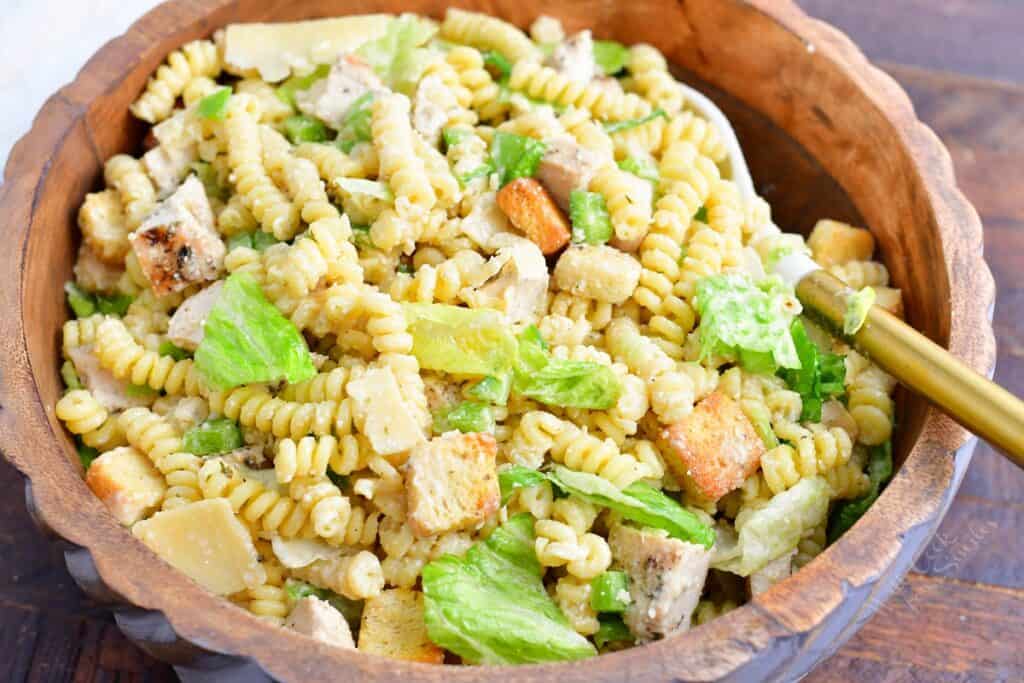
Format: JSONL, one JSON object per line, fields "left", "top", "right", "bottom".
{"left": 293, "top": 551, "right": 385, "bottom": 601}
{"left": 289, "top": 477, "right": 380, "bottom": 546}
{"left": 281, "top": 366, "right": 361, "bottom": 403}
{"left": 847, "top": 365, "right": 896, "bottom": 445}
{"left": 509, "top": 61, "right": 652, "bottom": 122}
{"left": 372, "top": 94, "right": 435, "bottom": 214}
{"left": 444, "top": 46, "right": 509, "bottom": 123}
{"left": 589, "top": 165, "right": 652, "bottom": 248}
{"left": 104, "top": 155, "right": 157, "bottom": 231}
{"left": 274, "top": 436, "right": 335, "bottom": 483}
{"left": 554, "top": 577, "right": 600, "bottom": 636}
{"left": 223, "top": 95, "right": 300, "bottom": 239}
{"left": 93, "top": 318, "right": 205, "bottom": 396}
{"left": 657, "top": 110, "right": 728, "bottom": 163}
{"left": 56, "top": 390, "right": 109, "bottom": 434}
{"left": 198, "top": 457, "right": 312, "bottom": 536}
{"left": 78, "top": 189, "right": 131, "bottom": 265}
{"left": 760, "top": 422, "right": 854, "bottom": 494}
{"left": 130, "top": 40, "right": 221, "bottom": 124}
{"left": 243, "top": 558, "right": 289, "bottom": 624}
{"left": 379, "top": 518, "right": 474, "bottom": 588}
{"left": 388, "top": 250, "right": 486, "bottom": 304}
{"left": 119, "top": 407, "right": 201, "bottom": 509}
{"left": 208, "top": 386, "right": 355, "bottom": 440}
{"left": 628, "top": 44, "right": 685, "bottom": 115}
{"left": 440, "top": 9, "right": 538, "bottom": 62}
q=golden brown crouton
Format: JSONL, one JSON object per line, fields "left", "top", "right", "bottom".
{"left": 405, "top": 432, "right": 499, "bottom": 538}
{"left": 662, "top": 392, "right": 765, "bottom": 500}
{"left": 86, "top": 446, "right": 166, "bottom": 525}
{"left": 496, "top": 177, "right": 571, "bottom": 255}
{"left": 807, "top": 219, "right": 875, "bottom": 267}
{"left": 358, "top": 589, "right": 443, "bottom": 663}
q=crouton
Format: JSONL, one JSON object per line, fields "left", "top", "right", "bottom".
{"left": 405, "top": 431, "right": 499, "bottom": 538}
{"left": 346, "top": 367, "right": 426, "bottom": 455}
{"left": 358, "top": 589, "right": 443, "bottom": 663}
{"left": 553, "top": 244, "right": 642, "bottom": 304}
{"left": 536, "top": 136, "right": 604, "bottom": 211}
{"left": 748, "top": 549, "right": 795, "bottom": 596}
{"left": 874, "top": 286, "right": 904, "bottom": 318}
{"left": 86, "top": 446, "right": 166, "bottom": 526}
{"left": 496, "top": 178, "right": 571, "bottom": 255}
{"left": 609, "top": 524, "right": 711, "bottom": 641}
{"left": 285, "top": 596, "right": 355, "bottom": 650}
{"left": 464, "top": 234, "right": 549, "bottom": 324}
{"left": 662, "top": 392, "right": 765, "bottom": 500}
{"left": 167, "top": 281, "right": 223, "bottom": 351}
{"left": 132, "top": 498, "right": 265, "bottom": 595}
{"left": 130, "top": 176, "right": 225, "bottom": 295}
{"left": 807, "top": 219, "right": 875, "bottom": 267}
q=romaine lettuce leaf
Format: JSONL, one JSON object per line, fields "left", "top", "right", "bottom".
{"left": 422, "top": 513, "right": 596, "bottom": 664}
{"left": 549, "top": 466, "right": 715, "bottom": 548}
{"left": 593, "top": 615, "right": 632, "bottom": 649}
{"left": 283, "top": 115, "right": 329, "bottom": 143}
{"left": 433, "top": 401, "right": 495, "bottom": 434}
{"left": 593, "top": 40, "right": 629, "bottom": 76}
{"left": 356, "top": 15, "right": 437, "bottom": 94}
{"left": 61, "top": 361, "right": 82, "bottom": 391}
{"left": 403, "top": 303, "right": 517, "bottom": 376}
{"left": 335, "top": 92, "right": 376, "bottom": 152}
{"left": 498, "top": 465, "right": 549, "bottom": 504}
{"left": 569, "top": 190, "right": 613, "bottom": 245}
{"left": 511, "top": 326, "right": 620, "bottom": 410}
{"left": 466, "top": 374, "right": 511, "bottom": 405}
{"left": 827, "top": 441, "right": 893, "bottom": 543}
{"left": 617, "top": 156, "right": 659, "bottom": 184}
{"left": 714, "top": 476, "right": 830, "bottom": 576}
{"left": 490, "top": 131, "right": 547, "bottom": 186}
{"left": 335, "top": 178, "right": 393, "bottom": 201}
{"left": 778, "top": 319, "right": 846, "bottom": 422}
{"left": 194, "top": 273, "right": 316, "bottom": 390}
{"left": 197, "top": 87, "right": 231, "bottom": 120}
{"left": 695, "top": 273, "right": 801, "bottom": 374}
{"left": 275, "top": 64, "right": 330, "bottom": 108}
{"left": 182, "top": 418, "right": 243, "bottom": 455}
{"left": 590, "top": 571, "right": 630, "bottom": 613}
{"left": 482, "top": 50, "right": 513, "bottom": 83}
{"left": 603, "top": 108, "right": 666, "bottom": 134}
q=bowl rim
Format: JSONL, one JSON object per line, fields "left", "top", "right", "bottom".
{"left": 0, "top": 0, "right": 997, "bottom": 680}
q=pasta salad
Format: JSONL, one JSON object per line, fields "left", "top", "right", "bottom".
{"left": 55, "top": 9, "right": 903, "bottom": 665}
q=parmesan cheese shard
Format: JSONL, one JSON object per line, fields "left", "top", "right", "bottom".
{"left": 346, "top": 367, "right": 426, "bottom": 455}
{"left": 131, "top": 498, "right": 265, "bottom": 595}
{"left": 86, "top": 446, "right": 166, "bottom": 526}
{"left": 222, "top": 15, "right": 394, "bottom": 82}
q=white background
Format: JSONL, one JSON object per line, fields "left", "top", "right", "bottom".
{"left": 0, "top": 0, "right": 163, "bottom": 172}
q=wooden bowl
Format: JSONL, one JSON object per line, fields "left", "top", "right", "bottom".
{"left": 0, "top": 0, "right": 996, "bottom": 680}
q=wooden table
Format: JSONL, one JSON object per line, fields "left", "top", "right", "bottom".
{"left": 2, "top": 2, "right": 1022, "bottom": 681}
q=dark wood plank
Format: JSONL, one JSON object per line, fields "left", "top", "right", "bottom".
{"left": 810, "top": 573, "right": 1024, "bottom": 682}
{"left": 797, "top": 0, "right": 1024, "bottom": 85}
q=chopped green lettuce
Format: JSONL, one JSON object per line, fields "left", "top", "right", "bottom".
{"left": 713, "top": 476, "right": 830, "bottom": 576}
{"left": 403, "top": 303, "right": 517, "bottom": 377}
{"left": 458, "top": 163, "right": 495, "bottom": 187}
{"left": 283, "top": 115, "right": 329, "bottom": 144}
{"left": 827, "top": 441, "right": 894, "bottom": 543}
{"left": 64, "top": 282, "right": 96, "bottom": 318}
{"left": 490, "top": 131, "right": 547, "bottom": 186}
{"left": 593, "top": 40, "right": 630, "bottom": 76}
{"left": 498, "top": 465, "right": 550, "bottom": 504}
{"left": 284, "top": 578, "right": 363, "bottom": 629}
{"left": 96, "top": 293, "right": 133, "bottom": 316}
{"left": 593, "top": 615, "right": 632, "bottom": 649}
{"left": 422, "top": 513, "right": 596, "bottom": 664}
{"left": 569, "top": 190, "right": 613, "bottom": 245}
{"left": 549, "top": 466, "right": 715, "bottom": 548}
{"left": 61, "top": 361, "right": 82, "bottom": 391}
{"left": 357, "top": 14, "right": 437, "bottom": 94}
{"left": 226, "top": 230, "right": 278, "bottom": 252}
{"left": 442, "top": 126, "right": 471, "bottom": 150}
{"left": 197, "top": 87, "right": 231, "bottom": 120}
{"left": 844, "top": 286, "right": 877, "bottom": 335}
{"left": 693, "top": 205, "right": 708, "bottom": 223}
{"left": 125, "top": 383, "right": 159, "bottom": 399}
{"left": 182, "top": 418, "right": 243, "bottom": 455}
{"left": 77, "top": 440, "right": 99, "bottom": 470}
{"left": 433, "top": 401, "right": 495, "bottom": 434}
{"left": 482, "top": 50, "right": 513, "bottom": 83}
{"left": 467, "top": 374, "right": 511, "bottom": 405}
{"left": 617, "top": 156, "right": 659, "bottom": 184}
{"left": 603, "top": 108, "right": 667, "bottom": 134}
{"left": 194, "top": 273, "right": 316, "bottom": 390}
{"left": 350, "top": 223, "right": 374, "bottom": 250}
{"left": 512, "top": 326, "right": 620, "bottom": 410}
{"left": 335, "top": 178, "right": 393, "bottom": 201}
{"left": 157, "top": 341, "right": 191, "bottom": 361}
{"left": 778, "top": 319, "right": 846, "bottom": 422}
{"left": 335, "top": 92, "right": 376, "bottom": 152}
{"left": 590, "top": 571, "right": 630, "bottom": 613}
{"left": 275, "top": 64, "right": 330, "bottom": 108}
{"left": 190, "top": 161, "right": 229, "bottom": 201}
{"left": 694, "top": 274, "right": 801, "bottom": 374}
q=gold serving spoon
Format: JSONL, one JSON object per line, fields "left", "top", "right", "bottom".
{"left": 775, "top": 255, "right": 1024, "bottom": 464}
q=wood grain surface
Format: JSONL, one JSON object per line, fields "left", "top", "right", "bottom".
{"left": 0, "top": 1, "right": 1020, "bottom": 681}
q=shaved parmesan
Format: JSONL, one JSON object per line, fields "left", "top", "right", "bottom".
{"left": 132, "top": 498, "right": 265, "bottom": 595}
{"left": 223, "top": 15, "right": 394, "bottom": 82}
{"left": 271, "top": 536, "right": 341, "bottom": 569}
